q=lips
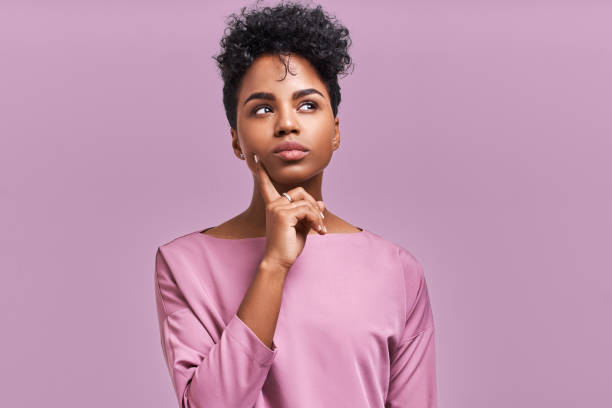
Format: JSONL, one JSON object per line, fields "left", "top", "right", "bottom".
{"left": 274, "top": 150, "right": 310, "bottom": 161}
{"left": 273, "top": 140, "right": 309, "bottom": 153}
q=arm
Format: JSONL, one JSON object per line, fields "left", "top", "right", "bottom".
{"left": 385, "top": 249, "right": 439, "bottom": 407}
{"left": 236, "top": 258, "right": 289, "bottom": 350}
{"left": 154, "top": 248, "right": 288, "bottom": 408}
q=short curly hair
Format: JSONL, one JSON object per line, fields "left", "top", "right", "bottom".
{"left": 212, "top": 0, "right": 354, "bottom": 130}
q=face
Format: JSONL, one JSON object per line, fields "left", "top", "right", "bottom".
{"left": 231, "top": 53, "right": 340, "bottom": 186}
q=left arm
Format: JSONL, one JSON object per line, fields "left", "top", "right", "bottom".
{"left": 386, "top": 248, "right": 438, "bottom": 407}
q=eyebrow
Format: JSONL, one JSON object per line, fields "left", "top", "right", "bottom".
{"left": 242, "top": 88, "right": 325, "bottom": 106}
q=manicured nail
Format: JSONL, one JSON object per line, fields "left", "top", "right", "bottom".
{"left": 253, "top": 153, "right": 258, "bottom": 164}
{"left": 318, "top": 224, "right": 322, "bottom": 231}
{"left": 323, "top": 225, "right": 328, "bottom": 233}
{"left": 320, "top": 212, "right": 325, "bottom": 219}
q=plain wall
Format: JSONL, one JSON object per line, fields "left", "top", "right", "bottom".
{"left": 1, "top": 0, "right": 610, "bottom": 406}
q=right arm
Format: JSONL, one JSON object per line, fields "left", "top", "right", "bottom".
{"left": 235, "top": 150, "right": 326, "bottom": 351}
{"left": 155, "top": 249, "right": 288, "bottom": 408}
{"left": 155, "top": 151, "right": 326, "bottom": 407}
{"left": 237, "top": 259, "right": 290, "bottom": 350}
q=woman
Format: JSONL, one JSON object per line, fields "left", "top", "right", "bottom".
{"left": 154, "top": 1, "right": 438, "bottom": 407}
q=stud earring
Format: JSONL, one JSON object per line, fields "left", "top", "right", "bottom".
{"left": 240, "top": 153, "right": 245, "bottom": 159}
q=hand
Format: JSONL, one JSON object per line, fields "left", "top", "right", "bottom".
{"left": 246, "top": 151, "right": 327, "bottom": 270}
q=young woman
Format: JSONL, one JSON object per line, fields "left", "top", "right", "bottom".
{"left": 154, "top": 1, "right": 438, "bottom": 407}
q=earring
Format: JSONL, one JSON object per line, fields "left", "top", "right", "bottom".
{"left": 240, "top": 153, "right": 245, "bottom": 159}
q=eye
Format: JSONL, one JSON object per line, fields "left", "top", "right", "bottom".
{"left": 299, "top": 101, "right": 318, "bottom": 111}
{"left": 253, "top": 105, "right": 272, "bottom": 115}
{"left": 251, "top": 101, "right": 318, "bottom": 116}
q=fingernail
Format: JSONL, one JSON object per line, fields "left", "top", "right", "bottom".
{"left": 318, "top": 224, "right": 322, "bottom": 231}
{"left": 323, "top": 225, "right": 328, "bottom": 233}
{"left": 320, "top": 212, "right": 325, "bottom": 219}
{"left": 253, "top": 153, "right": 258, "bottom": 164}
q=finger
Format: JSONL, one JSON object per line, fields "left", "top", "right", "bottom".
{"left": 278, "top": 199, "right": 321, "bottom": 222}
{"left": 280, "top": 202, "right": 326, "bottom": 235}
{"left": 317, "top": 201, "right": 325, "bottom": 213}
{"left": 284, "top": 187, "right": 325, "bottom": 226}
{"left": 251, "top": 152, "right": 281, "bottom": 204}
{"left": 279, "top": 201, "right": 325, "bottom": 234}
{"left": 290, "top": 195, "right": 325, "bottom": 232}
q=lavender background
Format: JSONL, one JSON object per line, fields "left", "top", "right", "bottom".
{"left": 1, "top": 0, "right": 611, "bottom": 406}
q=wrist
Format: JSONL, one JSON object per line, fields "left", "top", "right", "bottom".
{"left": 259, "top": 258, "right": 291, "bottom": 278}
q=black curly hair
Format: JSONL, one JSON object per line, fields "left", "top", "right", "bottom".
{"left": 212, "top": 0, "right": 354, "bottom": 130}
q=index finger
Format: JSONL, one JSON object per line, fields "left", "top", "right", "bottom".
{"left": 249, "top": 152, "right": 281, "bottom": 204}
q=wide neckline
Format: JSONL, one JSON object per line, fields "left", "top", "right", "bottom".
{"left": 195, "top": 226, "right": 367, "bottom": 242}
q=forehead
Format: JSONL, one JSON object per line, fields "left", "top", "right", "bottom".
{"left": 238, "top": 54, "right": 327, "bottom": 102}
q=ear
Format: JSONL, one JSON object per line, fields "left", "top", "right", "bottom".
{"left": 331, "top": 116, "right": 340, "bottom": 151}
{"left": 230, "top": 128, "right": 244, "bottom": 159}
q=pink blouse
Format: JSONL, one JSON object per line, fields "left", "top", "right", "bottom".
{"left": 154, "top": 228, "right": 438, "bottom": 407}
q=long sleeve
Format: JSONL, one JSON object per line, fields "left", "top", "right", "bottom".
{"left": 386, "top": 249, "right": 438, "bottom": 407}
{"left": 154, "top": 247, "right": 279, "bottom": 408}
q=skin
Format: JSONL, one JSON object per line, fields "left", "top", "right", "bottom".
{"left": 203, "top": 52, "right": 362, "bottom": 239}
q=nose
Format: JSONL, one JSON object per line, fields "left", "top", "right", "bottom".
{"left": 274, "top": 104, "right": 300, "bottom": 137}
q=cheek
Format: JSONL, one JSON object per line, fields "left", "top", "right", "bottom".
{"left": 318, "top": 123, "right": 336, "bottom": 150}
{"left": 238, "top": 122, "right": 268, "bottom": 148}
{"left": 312, "top": 133, "right": 335, "bottom": 159}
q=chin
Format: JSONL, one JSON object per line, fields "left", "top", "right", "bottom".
{"left": 266, "top": 163, "right": 315, "bottom": 183}
{"left": 271, "top": 172, "right": 312, "bottom": 187}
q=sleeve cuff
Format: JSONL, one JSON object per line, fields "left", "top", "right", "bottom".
{"left": 224, "top": 313, "right": 279, "bottom": 366}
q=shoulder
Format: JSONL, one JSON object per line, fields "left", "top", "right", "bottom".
{"left": 365, "top": 229, "right": 424, "bottom": 286}
{"left": 154, "top": 230, "right": 210, "bottom": 316}
{"left": 367, "top": 231, "right": 435, "bottom": 332}
{"left": 155, "top": 230, "right": 203, "bottom": 278}
{"left": 158, "top": 229, "right": 200, "bottom": 250}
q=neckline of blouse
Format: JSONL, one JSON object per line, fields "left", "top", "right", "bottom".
{"left": 195, "top": 226, "right": 367, "bottom": 242}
